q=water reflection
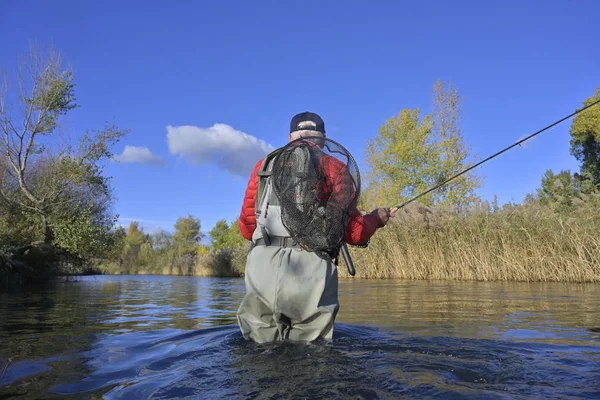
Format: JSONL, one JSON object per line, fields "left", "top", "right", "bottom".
{"left": 338, "top": 279, "right": 600, "bottom": 345}
{"left": 1, "top": 276, "right": 599, "bottom": 399}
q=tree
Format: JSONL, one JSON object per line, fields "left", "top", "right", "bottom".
{"left": 363, "top": 108, "right": 436, "bottom": 208}
{"left": 52, "top": 204, "right": 119, "bottom": 258}
{"left": 226, "top": 219, "right": 248, "bottom": 248}
{"left": 209, "top": 218, "right": 248, "bottom": 251}
{"left": 537, "top": 169, "right": 580, "bottom": 213}
{"left": 173, "top": 214, "right": 202, "bottom": 255}
{"left": 570, "top": 85, "right": 600, "bottom": 190}
{"left": 431, "top": 79, "right": 482, "bottom": 208}
{"left": 122, "top": 221, "right": 145, "bottom": 261}
{"left": 104, "top": 226, "right": 126, "bottom": 262}
{"left": 0, "top": 47, "right": 126, "bottom": 244}
{"left": 363, "top": 80, "right": 481, "bottom": 210}
{"left": 125, "top": 221, "right": 145, "bottom": 247}
{"left": 209, "top": 219, "right": 230, "bottom": 250}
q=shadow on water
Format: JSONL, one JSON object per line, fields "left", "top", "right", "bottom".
{"left": 44, "top": 324, "right": 600, "bottom": 399}
{"left": 1, "top": 275, "right": 600, "bottom": 399}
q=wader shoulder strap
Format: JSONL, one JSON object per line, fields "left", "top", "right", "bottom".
{"left": 255, "top": 149, "right": 282, "bottom": 212}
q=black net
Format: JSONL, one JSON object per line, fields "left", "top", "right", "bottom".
{"left": 271, "top": 137, "right": 361, "bottom": 257}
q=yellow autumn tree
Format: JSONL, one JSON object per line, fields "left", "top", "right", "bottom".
{"left": 362, "top": 80, "right": 482, "bottom": 210}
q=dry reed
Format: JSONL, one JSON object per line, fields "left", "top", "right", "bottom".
{"left": 340, "top": 199, "right": 600, "bottom": 282}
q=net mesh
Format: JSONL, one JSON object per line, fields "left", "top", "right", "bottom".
{"left": 271, "top": 137, "right": 360, "bottom": 257}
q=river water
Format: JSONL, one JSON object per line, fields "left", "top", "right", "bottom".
{"left": 1, "top": 275, "right": 599, "bottom": 399}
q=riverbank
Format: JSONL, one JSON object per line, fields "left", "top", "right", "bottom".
{"left": 5, "top": 197, "right": 600, "bottom": 285}
{"left": 0, "top": 243, "right": 102, "bottom": 290}
{"left": 98, "top": 247, "right": 247, "bottom": 278}
{"left": 98, "top": 197, "right": 600, "bottom": 283}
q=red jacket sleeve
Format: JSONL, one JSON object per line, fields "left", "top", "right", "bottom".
{"left": 320, "top": 155, "right": 379, "bottom": 246}
{"left": 344, "top": 209, "right": 379, "bottom": 246}
{"left": 239, "top": 159, "right": 264, "bottom": 240}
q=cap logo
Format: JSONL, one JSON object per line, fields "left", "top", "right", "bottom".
{"left": 297, "top": 121, "right": 317, "bottom": 130}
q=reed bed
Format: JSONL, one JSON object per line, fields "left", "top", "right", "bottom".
{"left": 341, "top": 199, "right": 600, "bottom": 282}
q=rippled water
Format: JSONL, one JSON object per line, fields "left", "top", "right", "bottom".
{"left": 1, "top": 276, "right": 600, "bottom": 399}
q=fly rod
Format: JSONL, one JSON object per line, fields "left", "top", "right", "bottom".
{"left": 391, "top": 98, "right": 600, "bottom": 212}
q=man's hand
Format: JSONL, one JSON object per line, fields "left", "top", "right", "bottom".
{"left": 370, "top": 207, "right": 397, "bottom": 228}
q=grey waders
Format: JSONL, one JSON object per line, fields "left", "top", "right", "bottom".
{"left": 236, "top": 147, "right": 340, "bottom": 343}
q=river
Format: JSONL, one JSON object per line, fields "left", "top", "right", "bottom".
{"left": 1, "top": 275, "right": 599, "bottom": 399}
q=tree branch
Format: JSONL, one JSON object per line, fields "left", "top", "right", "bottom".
{"left": 0, "top": 185, "right": 40, "bottom": 213}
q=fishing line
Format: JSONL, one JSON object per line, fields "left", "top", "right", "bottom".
{"left": 392, "top": 98, "right": 600, "bottom": 211}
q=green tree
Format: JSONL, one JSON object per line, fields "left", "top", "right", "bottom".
{"left": 104, "top": 226, "right": 126, "bottom": 262}
{"left": 570, "top": 85, "right": 600, "bottom": 190}
{"left": 209, "top": 218, "right": 248, "bottom": 250}
{"left": 226, "top": 219, "right": 248, "bottom": 248}
{"left": 138, "top": 242, "right": 153, "bottom": 266}
{"left": 52, "top": 204, "right": 118, "bottom": 258}
{"left": 363, "top": 81, "right": 481, "bottom": 210}
{"left": 173, "top": 214, "right": 202, "bottom": 255}
{"left": 209, "top": 219, "right": 230, "bottom": 250}
{"left": 537, "top": 169, "right": 581, "bottom": 213}
{"left": 363, "top": 108, "right": 436, "bottom": 208}
{"left": 0, "top": 47, "right": 126, "bottom": 245}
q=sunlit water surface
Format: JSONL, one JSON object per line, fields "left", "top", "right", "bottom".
{"left": 1, "top": 275, "right": 599, "bottom": 399}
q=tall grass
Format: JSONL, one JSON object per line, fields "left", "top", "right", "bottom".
{"left": 341, "top": 197, "right": 600, "bottom": 282}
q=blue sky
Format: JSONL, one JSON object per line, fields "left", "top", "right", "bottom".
{"left": 1, "top": 0, "right": 598, "bottom": 237}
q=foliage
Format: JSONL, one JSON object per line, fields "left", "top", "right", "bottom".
{"left": 430, "top": 80, "right": 482, "bottom": 208}
{"left": 52, "top": 203, "right": 119, "bottom": 259}
{"left": 0, "top": 47, "right": 125, "bottom": 253}
{"left": 209, "top": 218, "right": 247, "bottom": 250}
{"left": 226, "top": 219, "right": 248, "bottom": 248}
{"left": 173, "top": 214, "right": 202, "bottom": 255}
{"left": 97, "top": 216, "right": 249, "bottom": 278}
{"left": 0, "top": 47, "right": 126, "bottom": 286}
{"left": 536, "top": 169, "right": 582, "bottom": 213}
{"left": 363, "top": 108, "right": 436, "bottom": 207}
{"left": 570, "top": 86, "right": 600, "bottom": 189}
{"left": 362, "top": 80, "right": 481, "bottom": 210}
{"left": 209, "top": 219, "right": 230, "bottom": 249}
{"left": 125, "top": 221, "right": 145, "bottom": 247}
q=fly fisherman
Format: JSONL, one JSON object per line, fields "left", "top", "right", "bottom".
{"left": 236, "top": 112, "right": 395, "bottom": 343}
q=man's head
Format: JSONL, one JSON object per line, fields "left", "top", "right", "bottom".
{"left": 289, "top": 112, "right": 326, "bottom": 146}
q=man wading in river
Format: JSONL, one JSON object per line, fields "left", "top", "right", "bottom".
{"left": 236, "top": 112, "right": 395, "bottom": 343}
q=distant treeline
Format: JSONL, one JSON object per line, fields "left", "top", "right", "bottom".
{"left": 98, "top": 216, "right": 249, "bottom": 278}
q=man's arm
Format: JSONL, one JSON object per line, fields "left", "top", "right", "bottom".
{"left": 321, "top": 155, "right": 382, "bottom": 246}
{"left": 344, "top": 209, "right": 380, "bottom": 246}
{"left": 239, "top": 159, "right": 263, "bottom": 241}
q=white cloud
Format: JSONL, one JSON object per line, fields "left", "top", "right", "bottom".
{"left": 113, "top": 146, "right": 166, "bottom": 165}
{"left": 166, "top": 123, "right": 275, "bottom": 176}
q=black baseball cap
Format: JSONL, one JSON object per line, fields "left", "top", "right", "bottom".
{"left": 290, "top": 111, "right": 326, "bottom": 134}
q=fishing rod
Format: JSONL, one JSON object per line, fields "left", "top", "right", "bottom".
{"left": 391, "top": 98, "right": 600, "bottom": 212}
